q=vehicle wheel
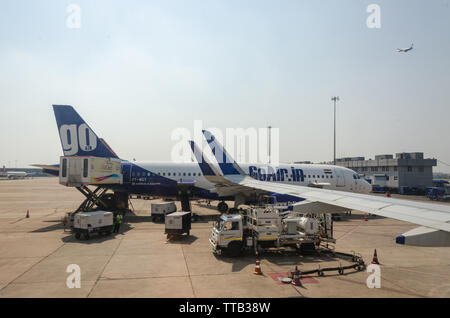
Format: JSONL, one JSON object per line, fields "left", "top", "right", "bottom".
{"left": 187, "top": 230, "right": 190, "bottom": 236}
{"left": 225, "top": 242, "right": 242, "bottom": 257}
{"left": 84, "top": 233, "right": 90, "bottom": 240}
{"left": 217, "top": 202, "right": 228, "bottom": 213}
{"left": 75, "top": 232, "right": 81, "bottom": 240}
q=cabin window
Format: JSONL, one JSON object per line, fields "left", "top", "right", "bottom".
{"left": 183, "top": 172, "right": 186, "bottom": 176}
{"left": 188, "top": 173, "right": 191, "bottom": 176}
{"left": 168, "top": 173, "right": 171, "bottom": 176}
{"left": 83, "top": 159, "right": 88, "bottom": 178}
{"left": 193, "top": 173, "right": 196, "bottom": 176}
{"left": 162, "top": 173, "right": 166, "bottom": 176}
{"left": 62, "top": 158, "right": 67, "bottom": 178}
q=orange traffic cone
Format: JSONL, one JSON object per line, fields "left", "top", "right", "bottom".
{"left": 386, "top": 192, "right": 391, "bottom": 197}
{"left": 291, "top": 266, "right": 302, "bottom": 286}
{"left": 26, "top": 210, "right": 29, "bottom": 218}
{"left": 371, "top": 249, "right": 380, "bottom": 265}
{"left": 364, "top": 214, "right": 368, "bottom": 221}
{"left": 253, "top": 254, "right": 263, "bottom": 275}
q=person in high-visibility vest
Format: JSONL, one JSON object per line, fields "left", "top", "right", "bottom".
{"left": 114, "top": 214, "right": 123, "bottom": 233}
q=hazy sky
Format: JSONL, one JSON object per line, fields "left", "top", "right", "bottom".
{"left": 1, "top": 1, "right": 450, "bottom": 171}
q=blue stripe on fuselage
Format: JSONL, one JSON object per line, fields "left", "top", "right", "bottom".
{"left": 112, "top": 161, "right": 227, "bottom": 200}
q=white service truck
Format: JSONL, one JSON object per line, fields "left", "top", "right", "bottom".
{"left": 151, "top": 201, "right": 177, "bottom": 222}
{"left": 73, "top": 211, "right": 114, "bottom": 240}
{"left": 209, "top": 206, "right": 335, "bottom": 257}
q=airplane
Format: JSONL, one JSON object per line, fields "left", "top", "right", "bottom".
{"left": 7, "top": 171, "right": 27, "bottom": 179}
{"left": 0, "top": 167, "right": 28, "bottom": 179}
{"left": 397, "top": 43, "right": 413, "bottom": 52}
{"left": 189, "top": 130, "right": 450, "bottom": 247}
{"left": 35, "top": 105, "right": 371, "bottom": 214}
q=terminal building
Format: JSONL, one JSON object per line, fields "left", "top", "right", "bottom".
{"left": 335, "top": 152, "right": 437, "bottom": 192}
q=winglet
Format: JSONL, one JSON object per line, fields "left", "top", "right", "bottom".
{"left": 202, "top": 130, "right": 246, "bottom": 176}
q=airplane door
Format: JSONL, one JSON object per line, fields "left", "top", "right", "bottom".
{"left": 121, "top": 163, "right": 132, "bottom": 184}
{"left": 334, "top": 168, "right": 345, "bottom": 187}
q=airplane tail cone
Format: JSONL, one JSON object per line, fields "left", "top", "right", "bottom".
{"left": 253, "top": 255, "right": 263, "bottom": 275}
{"left": 26, "top": 210, "right": 29, "bottom": 218}
{"left": 371, "top": 249, "right": 380, "bottom": 265}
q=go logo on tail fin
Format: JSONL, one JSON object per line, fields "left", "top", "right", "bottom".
{"left": 60, "top": 123, "right": 97, "bottom": 155}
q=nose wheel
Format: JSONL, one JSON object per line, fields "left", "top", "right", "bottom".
{"left": 217, "top": 201, "right": 228, "bottom": 213}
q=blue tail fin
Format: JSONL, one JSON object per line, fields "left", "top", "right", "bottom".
{"left": 53, "top": 105, "right": 119, "bottom": 158}
{"left": 188, "top": 140, "right": 220, "bottom": 177}
{"left": 202, "top": 130, "right": 245, "bottom": 176}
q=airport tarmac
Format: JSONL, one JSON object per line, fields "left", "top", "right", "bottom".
{"left": 0, "top": 178, "right": 449, "bottom": 298}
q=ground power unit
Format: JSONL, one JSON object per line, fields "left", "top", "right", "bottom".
{"left": 73, "top": 211, "right": 114, "bottom": 240}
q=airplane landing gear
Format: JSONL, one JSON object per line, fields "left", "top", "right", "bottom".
{"left": 218, "top": 201, "right": 229, "bottom": 213}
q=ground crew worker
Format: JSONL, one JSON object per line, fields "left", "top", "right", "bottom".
{"left": 62, "top": 215, "right": 68, "bottom": 232}
{"left": 114, "top": 214, "right": 123, "bottom": 233}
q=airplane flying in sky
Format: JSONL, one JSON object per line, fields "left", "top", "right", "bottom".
{"left": 189, "top": 130, "right": 450, "bottom": 247}
{"left": 397, "top": 43, "right": 414, "bottom": 52}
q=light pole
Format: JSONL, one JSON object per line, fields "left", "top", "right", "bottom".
{"left": 268, "top": 125, "right": 272, "bottom": 164}
{"left": 331, "top": 96, "right": 340, "bottom": 165}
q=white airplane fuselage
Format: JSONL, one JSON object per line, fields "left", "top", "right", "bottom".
{"left": 130, "top": 161, "right": 372, "bottom": 196}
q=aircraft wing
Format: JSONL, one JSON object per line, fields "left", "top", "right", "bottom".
{"left": 32, "top": 164, "right": 60, "bottom": 176}
{"left": 197, "top": 130, "right": 450, "bottom": 246}
{"left": 224, "top": 174, "right": 450, "bottom": 233}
